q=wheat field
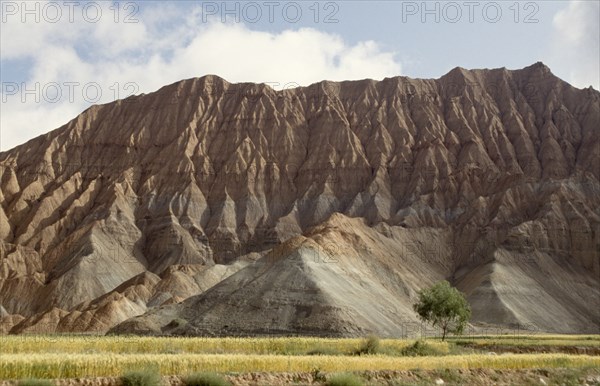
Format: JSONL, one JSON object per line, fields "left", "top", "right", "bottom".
{"left": 1, "top": 353, "right": 599, "bottom": 379}
{"left": 0, "top": 335, "right": 598, "bottom": 380}
{"left": 0, "top": 336, "right": 448, "bottom": 355}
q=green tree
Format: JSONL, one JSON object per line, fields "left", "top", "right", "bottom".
{"left": 413, "top": 280, "right": 471, "bottom": 341}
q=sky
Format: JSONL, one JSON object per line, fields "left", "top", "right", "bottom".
{"left": 1, "top": 0, "right": 599, "bottom": 151}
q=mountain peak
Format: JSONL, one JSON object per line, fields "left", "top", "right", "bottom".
{"left": 521, "top": 61, "right": 554, "bottom": 77}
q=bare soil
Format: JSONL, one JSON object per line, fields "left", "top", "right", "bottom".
{"left": 3, "top": 368, "right": 600, "bottom": 386}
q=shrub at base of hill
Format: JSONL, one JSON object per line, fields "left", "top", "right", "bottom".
{"left": 353, "top": 335, "right": 380, "bottom": 355}
{"left": 401, "top": 340, "right": 445, "bottom": 357}
{"left": 121, "top": 368, "right": 162, "bottom": 386}
{"left": 183, "top": 372, "right": 232, "bottom": 386}
{"left": 326, "top": 373, "right": 364, "bottom": 386}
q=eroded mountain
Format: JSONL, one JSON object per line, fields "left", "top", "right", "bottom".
{"left": 1, "top": 62, "right": 598, "bottom": 335}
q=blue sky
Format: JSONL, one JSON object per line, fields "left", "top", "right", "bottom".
{"left": 1, "top": 0, "right": 599, "bottom": 150}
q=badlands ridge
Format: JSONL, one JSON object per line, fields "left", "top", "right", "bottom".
{"left": 0, "top": 62, "right": 598, "bottom": 336}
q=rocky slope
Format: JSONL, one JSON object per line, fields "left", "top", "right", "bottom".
{"left": 1, "top": 62, "right": 599, "bottom": 335}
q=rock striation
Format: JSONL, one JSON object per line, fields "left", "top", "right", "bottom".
{"left": 1, "top": 62, "right": 599, "bottom": 335}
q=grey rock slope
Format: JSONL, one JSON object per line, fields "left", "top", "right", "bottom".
{"left": 1, "top": 62, "right": 599, "bottom": 334}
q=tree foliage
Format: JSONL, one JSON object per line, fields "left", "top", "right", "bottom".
{"left": 413, "top": 280, "right": 471, "bottom": 340}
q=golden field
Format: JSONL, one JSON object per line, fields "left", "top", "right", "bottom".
{"left": 0, "top": 335, "right": 598, "bottom": 380}
{"left": 0, "top": 336, "right": 447, "bottom": 355}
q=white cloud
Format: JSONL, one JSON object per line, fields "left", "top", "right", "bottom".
{"left": 550, "top": 0, "right": 600, "bottom": 90}
{"left": 0, "top": 3, "right": 402, "bottom": 151}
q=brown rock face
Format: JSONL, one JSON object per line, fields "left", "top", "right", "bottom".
{"left": 1, "top": 62, "right": 599, "bottom": 335}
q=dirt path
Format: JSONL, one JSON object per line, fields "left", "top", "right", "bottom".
{"left": 3, "top": 368, "right": 600, "bottom": 386}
